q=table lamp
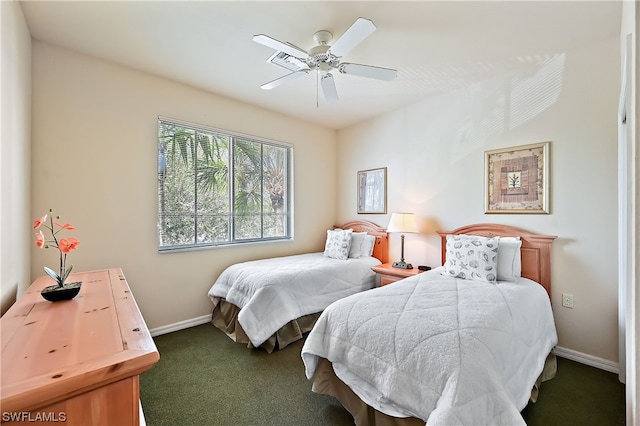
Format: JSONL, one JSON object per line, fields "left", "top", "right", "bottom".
{"left": 387, "top": 212, "right": 418, "bottom": 269}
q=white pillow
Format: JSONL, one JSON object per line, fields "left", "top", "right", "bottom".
{"left": 497, "top": 237, "right": 522, "bottom": 282}
{"left": 361, "top": 235, "right": 376, "bottom": 257}
{"left": 348, "top": 232, "right": 367, "bottom": 258}
{"left": 441, "top": 234, "right": 499, "bottom": 282}
{"left": 324, "top": 229, "right": 353, "bottom": 260}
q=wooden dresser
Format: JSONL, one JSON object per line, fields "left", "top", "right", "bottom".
{"left": 1, "top": 268, "right": 159, "bottom": 425}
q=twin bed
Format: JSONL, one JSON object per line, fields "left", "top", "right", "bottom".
{"left": 208, "top": 222, "right": 558, "bottom": 425}
{"left": 302, "top": 223, "right": 558, "bottom": 425}
{"left": 207, "top": 220, "right": 389, "bottom": 352}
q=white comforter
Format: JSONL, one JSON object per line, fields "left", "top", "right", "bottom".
{"left": 301, "top": 267, "right": 558, "bottom": 425}
{"left": 208, "top": 252, "right": 380, "bottom": 348}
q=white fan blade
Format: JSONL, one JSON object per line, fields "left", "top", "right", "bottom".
{"left": 320, "top": 73, "right": 339, "bottom": 103}
{"left": 340, "top": 63, "right": 397, "bottom": 81}
{"left": 261, "top": 70, "right": 309, "bottom": 90}
{"left": 252, "top": 34, "right": 310, "bottom": 60}
{"left": 329, "top": 17, "right": 376, "bottom": 58}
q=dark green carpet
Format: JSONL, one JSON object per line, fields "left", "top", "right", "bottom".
{"left": 140, "top": 323, "right": 625, "bottom": 426}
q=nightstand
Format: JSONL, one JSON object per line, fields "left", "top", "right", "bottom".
{"left": 372, "top": 262, "right": 424, "bottom": 286}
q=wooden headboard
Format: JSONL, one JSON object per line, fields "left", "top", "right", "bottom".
{"left": 436, "top": 224, "right": 556, "bottom": 298}
{"left": 335, "top": 221, "right": 389, "bottom": 264}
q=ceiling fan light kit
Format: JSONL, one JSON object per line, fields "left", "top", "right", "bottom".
{"left": 253, "top": 17, "right": 397, "bottom": 103}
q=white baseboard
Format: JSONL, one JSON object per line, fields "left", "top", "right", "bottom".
{"left": 149, "top": 314, "right": 212, "bottom": 337}
{"left": 555, "top": 345, "right": 619, "bottom": 374}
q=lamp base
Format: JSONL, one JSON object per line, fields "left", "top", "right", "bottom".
{"left": 392, "top": 261, "right": 413, "bottom": 269}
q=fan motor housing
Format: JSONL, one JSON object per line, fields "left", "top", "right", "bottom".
{"left": 309, "top": 44, "right": 330, "bottom": 61}
{"left": 308, "top": 30, "right": 334, "bottom": 65}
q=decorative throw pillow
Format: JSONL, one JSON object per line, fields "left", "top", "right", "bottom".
{"left": 348, "top": 232, "right": 367, "bottom": 258}
{"left": 497, "top": 237, "right": 522, "bottom": 282}
{"left": 324, "top": 229, "right": 353, "bottom": 260}
{"left": 442, "top": 234, "right": 499, "bottom": 282}
{"left": 361, "top": 235, "right": 376, "bottom": 257}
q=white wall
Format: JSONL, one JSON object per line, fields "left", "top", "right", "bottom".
{"left": 30, "top": 42, "right": 337, "bottom": 329}
{"left": 620, "top": 1, "right": 638, "bottom": 423}
{"left": 338, "top": 36, "right": 620, "bottom": 364}
{"left": 0, "top": 1, "right": 31, "bottom": 314}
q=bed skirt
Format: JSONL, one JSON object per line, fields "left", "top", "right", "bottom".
{"left": 310, "top": 351, "right": 558, "bottom": 426}
{"left": 211, "top": 299, "right": 320, "bottom": 353}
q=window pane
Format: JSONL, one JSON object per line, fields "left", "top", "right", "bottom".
{"left": 195, "top": 131, "right": 230, "bottom": 243}
{"left": 158, "top": 124, "right": 196, "bottom": 246}
{"left": 234, "top": 139, "right": 262, "bottom": 240}
{"left": 263, "top": 144, "right": 287, "bottom": 237}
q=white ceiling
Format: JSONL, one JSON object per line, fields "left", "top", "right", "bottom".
{"left": 19, "top": 1, "right": 622, "bottom": 130}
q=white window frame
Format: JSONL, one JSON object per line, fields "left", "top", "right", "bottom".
{"left": 157, "top": 117, "right": 293, "bottom": 252}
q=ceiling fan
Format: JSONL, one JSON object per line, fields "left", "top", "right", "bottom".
{"left": 252, "top": 17, "right": 397, "bottom": 104}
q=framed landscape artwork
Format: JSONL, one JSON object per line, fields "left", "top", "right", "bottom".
{"left": 485, "top": 142, "right": 550, "bottom": 214}
{"left": 357, "top": 167, "right": 387, "bottom": 214}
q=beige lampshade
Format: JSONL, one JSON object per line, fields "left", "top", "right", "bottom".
{"left": 386, "top": 213, "right": 418, "bottom": 233}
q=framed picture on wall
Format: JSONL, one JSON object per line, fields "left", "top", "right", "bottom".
{"left": 357, "top": 167, "right": 387, "bottom": 214}
{"left": 485, "top": 142, "right": 550, "bottom": 214}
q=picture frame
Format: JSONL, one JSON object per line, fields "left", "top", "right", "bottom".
{"left": 485, "top": 142, "right": 550, "bottom": 214}
{"left": 357, "top": 167, "right": 387, "bottom": 214}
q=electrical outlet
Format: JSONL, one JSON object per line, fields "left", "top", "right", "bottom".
{"left": 562, "top": 293, "right": 574, "bottom": 308}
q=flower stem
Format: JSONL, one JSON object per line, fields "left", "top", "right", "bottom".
{"left": 48, "top": 214, "right": 64, "bottom": 287}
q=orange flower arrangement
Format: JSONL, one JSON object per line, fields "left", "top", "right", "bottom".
{"left": 34, "top": 209, "right": 80, "bottom": 287}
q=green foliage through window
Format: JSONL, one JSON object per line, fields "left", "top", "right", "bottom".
{"left": 158, "top": 118, "right": 292, "bottom": 250}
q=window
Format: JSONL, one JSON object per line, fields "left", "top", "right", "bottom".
{"left": 157, "top": 117, "right": 292, "bottom": 251}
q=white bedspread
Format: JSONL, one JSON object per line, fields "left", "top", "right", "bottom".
{"left": 208, "top": 252, "right": 380, "bottom": 348}
{"left": 301, "top": 267, "right": 558, "bottom": 425}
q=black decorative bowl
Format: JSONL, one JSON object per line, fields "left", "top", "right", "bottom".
{"left": 41, "top": 282, "right": 82, "bottom": 302}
